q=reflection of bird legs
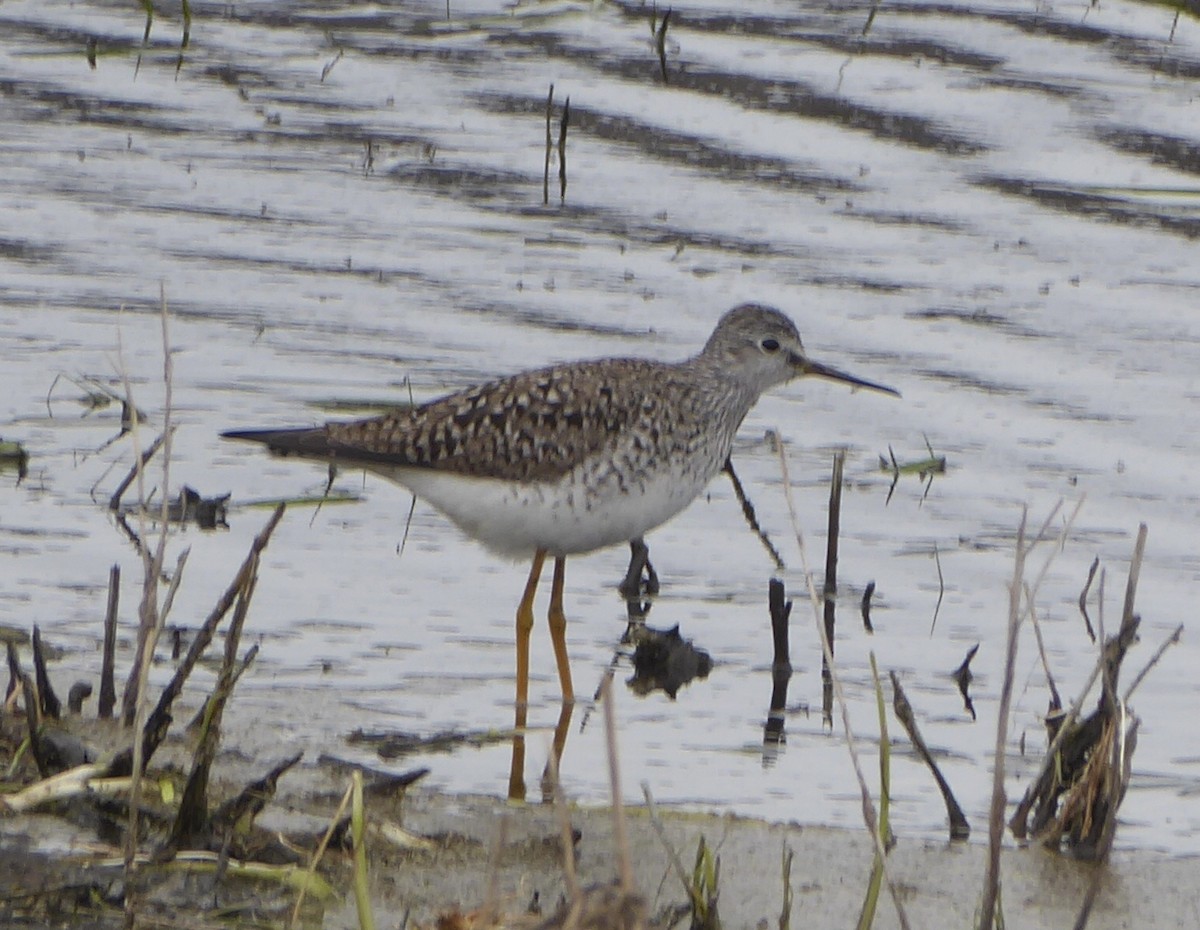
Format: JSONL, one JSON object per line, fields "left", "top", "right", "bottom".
{"left": 509, "top": 548, "right": 576, "bottom": 801}
{"left": 618, "top": 537, "right": 660, "bottom": 600}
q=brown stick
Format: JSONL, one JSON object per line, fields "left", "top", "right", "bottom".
{"left": 110, "top": 503, "right": 286, "bottom": 775}
{"left": 723, "top": 457, "right": 785, "bottom": 571}
{"left": 890, "top": 671, "right": 969, "bottom": 839}
{"left": 557, "top": 97, "right": 570, "bottom": 202}
{"left": 171, "top": 563, "right": 259, "bottom": 848}
{"left": 1077, "top": 556, "right": 1099, "bottom": 643}
{"left": 821, "top": 452, "right": 844, "bottom": 725}
{"left": 31, "top": 626, "right": 61, "bottom": 720}
{"left": 655, "top": 9, "right": 671, "bottom": 85}
{"left": 543, "top": 83, "right": 553, "bottom": 205}
{"left": 107, "top": 431, "right": 167, "bottom": 511}
{"left": 765, "top": 579, "right": 792, "bottom": 746}
{"left": 99, "top": 564, "right": 120, "bottom": 719}
{"left": 980, "top": 508, "right": 1027, "bottom": 929}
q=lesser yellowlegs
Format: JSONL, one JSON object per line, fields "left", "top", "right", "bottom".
{"left": 223, "top": 303, "right": 898, "bottom": 711}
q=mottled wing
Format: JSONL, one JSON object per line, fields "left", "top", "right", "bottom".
{"left": 232, "top": 359, "right": 667, "bottom": 483}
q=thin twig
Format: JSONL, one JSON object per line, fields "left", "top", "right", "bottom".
{"left": 108, "top": 431, "right": 166, "bottom": 512}
{"left": 1077, "top": 556, "right": 1099, "bottom": 642}
{"left": 641, "top": 783, "right": 692, "bottom": 895}
{"left": 723, "top": 457, "right": 785, "bottom": 571}
{"left": 655, "top": 9, "right": 671, "bottom": 84}
{"left": 928, "top": 543, "right": 944, "bottom": 635}
{"left": 1123, "top": 623, "right": 1183, "bottom": 703}
{"left": 1025, "top": 588, "right": 1061, "bottom": 710}
{"left": 602, "top": 677, "right": 634, "bottom": 892}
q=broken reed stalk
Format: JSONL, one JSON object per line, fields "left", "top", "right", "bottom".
{"left": 106, "top": 430, "right": 166, "bottom": 512}
{"left": 764, "top": 579, "right": 792, "bottom": 745}
{"left": 19, "top": 672, "right": 49, "bottom": 777}
{"left": 821, "top": 451, "right": 844, "bottom": 724}
{"left": 889, "top": 671, "right": 969, "bottom": 840}
{"left": 4, "top": 640, "right": 19, "bottom": 706}
{"left": 186, "top": 643, "right": 260, "bottom": 732}
{"left": 655, "top": 9, "right": 671, "bottom": 85}
{"left": 212, "top": 751, "right": 302, "bottom": 838}
{"left": 768, "top": 578, "right": 792, "bottom": 671}
{"left": 543, "top": 83, "right": 553, "bottom": 205}
{"left": 171, "top": 563, "right": 259, "bottom": 847}
{"left": 0, "top": 760, "right": 115, "bottom": 814}
{"left": 1105, "top": 524, "right": 1147, "bottom": 711}
{"left": 724, "top": 457, "right": 786, "bottom": 571}
{"left": 557, "top": 96, "right": 570, "bottom": 202}
{"left": 31, "top": 626, "right": 61, "bottom": 720}
{"left": 1123, "top": 622, "right": 1183, "bottom": 704}
{"left": 99, "top": 563, "right": 120, "bottom": 718}
{"left": 133, "top": 503, "right": 285, "bottom": 770}
{"left": 774, "top": 438, "right": 911, "bottom": 930}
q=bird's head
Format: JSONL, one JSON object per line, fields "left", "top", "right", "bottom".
{"left": 702, "top": 303, "right": 899, "bottom": 398}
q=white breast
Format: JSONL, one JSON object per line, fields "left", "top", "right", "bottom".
{"left": 372, "top": 459, "right": 714, "bottom": 560}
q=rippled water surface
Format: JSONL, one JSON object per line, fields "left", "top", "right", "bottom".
{"left": 3, "top": 0, "right": 1199, "bottom": 854}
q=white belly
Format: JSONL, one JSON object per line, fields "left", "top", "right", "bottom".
{"left": 372, "top": 462, "right": 713, "bottom": 559}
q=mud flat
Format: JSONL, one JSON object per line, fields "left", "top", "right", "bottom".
{"left": 3, "top": 775, "right": 1197, "bottom": 929}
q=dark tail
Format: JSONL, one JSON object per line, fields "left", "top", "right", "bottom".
{"left": 221, "top": 427, "right": 333, "bottom": 459}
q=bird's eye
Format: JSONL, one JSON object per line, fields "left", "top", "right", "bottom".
{"left": 761, "top": 338, "right": 780, "bottom": 353}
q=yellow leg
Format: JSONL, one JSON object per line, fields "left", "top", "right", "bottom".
{"left": 515, "top": 549, "right": 547, "bottom": 711}
{"left": 548, "top": 556, "right": 574, "bottom": 703}
{"left": 509, "top": 549, "right": 546, "bottom": 802}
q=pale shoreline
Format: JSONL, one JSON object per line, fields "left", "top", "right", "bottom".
{"left": 322, "top": 789, "right": 1199, "bottom": 929}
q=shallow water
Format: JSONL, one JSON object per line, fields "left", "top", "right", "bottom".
{"left": 2, "top": 0, "right": 1199, "bottom": 855}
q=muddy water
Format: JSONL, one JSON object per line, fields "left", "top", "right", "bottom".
{"left": 2, "top": 0, "right": 1199, "bottom": 855}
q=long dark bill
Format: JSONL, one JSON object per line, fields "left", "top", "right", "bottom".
{"left": 800, "top": 357, "right": 900, "bottom": 397}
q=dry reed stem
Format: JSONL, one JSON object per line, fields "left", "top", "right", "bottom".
{"left": 774, "top": 438, "right": 911, "bottom": 930}
{"left": 119, "top": 291, "right": 176, "bottom": 929}
{"left": 981, "top": 498, "right": 1082, "bottom": 928}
